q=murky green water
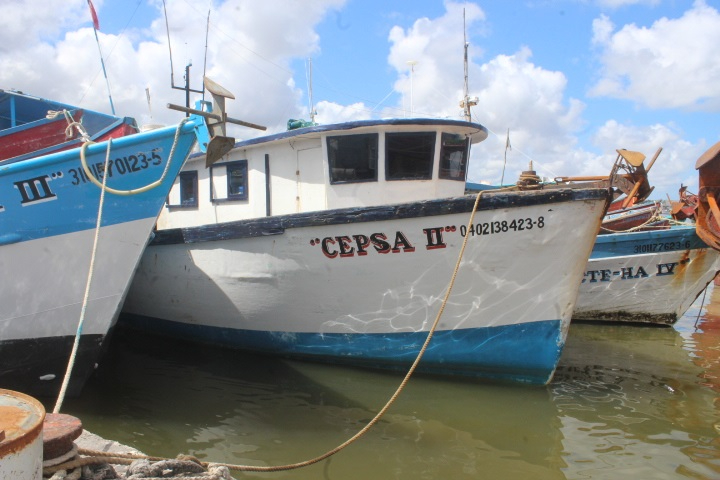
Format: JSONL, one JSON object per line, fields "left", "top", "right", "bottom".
{"left": 58, "top": 284, "right": 720, "bottom": 479}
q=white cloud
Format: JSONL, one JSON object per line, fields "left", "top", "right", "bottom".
{"left": 315, "top": 100, "right": 372, "bottom": 124}
{"left": 386, "top": 1, "right": 485, "bottom": 119}
{"left": 589, "top": 0, "right": 720, "bottom": 110}
{"left": 0, "top": 0, "right": 346, "bottom": 140}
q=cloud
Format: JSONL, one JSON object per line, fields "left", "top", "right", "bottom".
{"left": 386, "top": 1, "right": 485, "bottom": 119}
{"left": 0, "top": 0, "right": 346, "bottom": 139}
{"left": 589, "top": 0, "right": 720, "bottom": 111}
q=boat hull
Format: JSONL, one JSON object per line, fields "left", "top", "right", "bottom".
{"left": 574, "top": 226, "right": 720, "bottom": 325}
{"left": 0, "top": 123, "right": 199, "bottom": 397}
{"left": 123, "top": 188, "right": 610, "bottom": 385}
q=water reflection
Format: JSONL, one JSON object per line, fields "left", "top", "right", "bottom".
{"left": 57, "top": 285, "right": 720, "bottom": 479}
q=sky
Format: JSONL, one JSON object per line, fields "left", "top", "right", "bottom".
{"left": 1, "top": 0, "right": 718, "bottom": 201}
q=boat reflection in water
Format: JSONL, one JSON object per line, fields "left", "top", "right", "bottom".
{"left": 60, "top": 285, "right": 720, "bottom": 479}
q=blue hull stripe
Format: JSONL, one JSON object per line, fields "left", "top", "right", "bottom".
{"left": 121, "top": 315, "right": 564, "bottom": 384}
{"left": 591, "top": 226, "right": 707, "bottom": 259}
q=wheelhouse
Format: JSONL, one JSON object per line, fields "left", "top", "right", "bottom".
{"left": 159, "top": 119, "right": 488, "bottom": 229}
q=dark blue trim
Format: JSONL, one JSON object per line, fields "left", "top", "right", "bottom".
{"left": 151, "top": 187, "right": 611, "bottom": 246}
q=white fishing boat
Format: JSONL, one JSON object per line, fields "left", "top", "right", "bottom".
{"left": 119, "top": 115, "right": 630, "bottom": 385}
{"left": 0, "top": 79, "right": 242, "bottom": 397}
{"left": 573, "top": 225, "right": 720, "bottom": 325}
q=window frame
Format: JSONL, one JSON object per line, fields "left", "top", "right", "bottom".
{"left": 385, "top": 131, "right": 436, "bottom": 181}
{"left": 209, "top": 159, "right": 249, "bottom": 203}
{"left": 438, "top": 133, "right": 469, "bottom": 181}
{"left": 326, "top": 133, "right": 379, "bottom": 185}
{"left": 167, "top": 170, "right": 198, "bottom": 208}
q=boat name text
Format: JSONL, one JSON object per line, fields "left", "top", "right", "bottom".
{"left": 582, "top": 258, "right": 690, "bottom": 283}
{"left": 310, "top": 218, "right": 546, "bottom": 259}
{"left": 13, "top": 174, "right": 58, "bottom": 206}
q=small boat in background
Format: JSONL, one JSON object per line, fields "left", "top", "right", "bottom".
{"left": 0, "top": 79, "right": 241, "bottom": 397}
{"left": 0, "top": 89, "right": 138, "bottom": 163}
{"left": 599, "top": 200, "right": 668, "bottom": 234}
{"left": 573, "top": 147, "right": 720, "bottom": 326}
{"left": 573, "top": 225, "right": 720, "bottom": 325}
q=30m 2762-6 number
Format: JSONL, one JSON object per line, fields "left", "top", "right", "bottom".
{"left": 460, "top": 217, "right": 545, "bottom": 237}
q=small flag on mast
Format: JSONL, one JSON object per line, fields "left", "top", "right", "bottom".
{"left": 88, "top": 0, "right": 99, "bottom": 31}
{"left": 505, "top": 128, "right": 512, "bottom": 152}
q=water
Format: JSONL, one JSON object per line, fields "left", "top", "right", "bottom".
{"left": 57, "top": 284, "right": 720, "bottom": 479}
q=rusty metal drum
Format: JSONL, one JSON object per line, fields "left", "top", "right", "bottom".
{"left": 0, "top": 389, "right": 45, "bottom": 480}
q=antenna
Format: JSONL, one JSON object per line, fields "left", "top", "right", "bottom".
{"left": 306, "top": 58, "right": 317, "bottom": 124}
{"left": 202, "top": 9, "right": 210, "bottom": 103}
{"left": 406, "top": 60, "right": 418, "bottom": 115}
{"left": 145, "top": 87, "right": 152, "bottom": 119}
{"left": 459, "top": 9, "right": 478, "bottom": 121}
{"left": 163, "top": 0, "right": 204, "bottom": 113}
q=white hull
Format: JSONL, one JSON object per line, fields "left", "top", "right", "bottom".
{"left": 575, "top": 247, "right": 720, "bottom": 325}
{"left": 124, "top": 189, "right": 609, "bottom": 384}
{"left": 575, "top": 226, "right": 720, "bottom": 325}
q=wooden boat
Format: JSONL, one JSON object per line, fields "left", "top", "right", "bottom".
{"left": 0, "top": 89, "right": 137, "bottom": 163}
{"left": 694, "top": 140, "right": 720, "bottom": 251}
{"left": 119, "top": 117, "right": 644, "bottom": 385}
{"left": 599, "top": 200, "right": 668, "bottom": 234}
{"left": 0, "top": 79, "right": 239, "bottom": 397}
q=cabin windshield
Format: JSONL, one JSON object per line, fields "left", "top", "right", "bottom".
{"left": 385, "top": 132, "right": 435, "bottom": 180}
{"left": 439, "top": 133, "right": 469, "bottom": 181}
{"left": 327, "top": 133, "right": 378, "bottom": 184}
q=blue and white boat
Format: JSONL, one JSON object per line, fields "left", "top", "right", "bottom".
{"left": 574, "top": 225, "right": 720, "bottom": 325}
{"left": 121, "top": 117, "right": 621, "bottom": 385}
{"left": 0, "top": 81, "right": 237, "bottom": 397}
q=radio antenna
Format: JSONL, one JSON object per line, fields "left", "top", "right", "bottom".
{"left": 162, "top": 0, "right": 204, "bottom": 113}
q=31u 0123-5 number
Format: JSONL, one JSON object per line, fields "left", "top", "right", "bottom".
{"left": 460, "top": 217, "right": 545, "bottom": 237}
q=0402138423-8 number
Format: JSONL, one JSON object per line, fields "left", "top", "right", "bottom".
{"left": 460, "top": 217, "right": 545, "bottom": 237}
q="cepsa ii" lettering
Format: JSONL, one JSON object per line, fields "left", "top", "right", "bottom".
{"left": 310, "top": 227, "right": 452, "bottom": 259}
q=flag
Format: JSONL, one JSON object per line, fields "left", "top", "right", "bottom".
{"left": 505, "top": 128, "right": 512, "bottom": 151}
{"left": 88, "top": 0, "right": 99, "bottom": 30}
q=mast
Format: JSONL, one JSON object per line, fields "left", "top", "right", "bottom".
{"left": 163, "top": 0, "right": 204, "bottom": 113}
{"left": 459, "top": 9, "right": 477, "bottom": 121}
{"left": 307, "top": 58, "right": 317, "bottom": 124}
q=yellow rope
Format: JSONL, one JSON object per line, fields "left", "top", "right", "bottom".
{"left": 79, "top": 119, "right": 188, "bottom": 196}
{"left": 46, "top": 189, "right": 495, "bottom": 474}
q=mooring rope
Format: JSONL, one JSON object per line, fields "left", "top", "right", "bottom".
{"left": 52, "top": 140, "right": 113, "bottom": 414}
{"left": 53, "top": 119, "right": 189, "bottom": 413}
{"left": 45, "top": 188, "right": 501, "bottom": 476}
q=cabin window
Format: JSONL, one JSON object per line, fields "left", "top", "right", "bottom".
{"left": 327, "top": 133, "right": 378, "bottom": 184}
{"left": 209, "top": 160, "right": 249, "bottom": 203}
{"left": 168, "top": 171, "right": 198, "bottom": 208}
{"left": 226, "top": 161, "right": 248, "bottom": 200}
{"left": 439, "top": 133, "right": 469, "bottom": 180}
{"left": 386, "top": 132, "right": 435, "bottom": 180}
